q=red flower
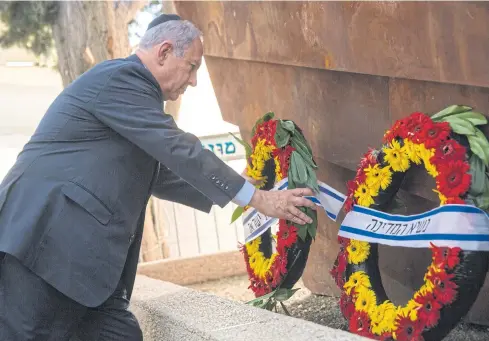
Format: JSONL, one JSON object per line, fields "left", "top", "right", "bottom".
{"left": 251, "top": 120, "right": 277, "bottom": 146}
{"left": 249, "top": 277, "right": 269, "bottom": 297}
{"left": 336, "top": 250, "right": 348, "bottom": 273}
{"left": 330, "top": 251, "right": 348, "bottom": 288}
{"left": 270, "top": 257, "right": 287, "bottom": 287}
{"left": 349, "top": 310, "right": 372, "bottom": 337}
{"left": 414, "top": 291, "right": 442, "bottom": 327}
{"left": 432, "top": 139, "right": 467, "bottom": 163}
{"left": 338, "top": 236, "right": 351, "bottom": 249}
{"left": 344, "top": 197, "right": 355, "bottom": 213}
{"left": 273, "top": 145, "right": 295, "bottom": 177}
{"left": 329, "top": 266, "right": 340, "bottom": 287}
{"left": 395, "top": 315, "right": 425, "bottom": 341}
{"left": 384, "top": 117, "right": 411, "bottom": 142}
{"left": 356, "top": 170, "right": 367, "bottom": 185}
{"left": 347, "top": 180, "right": 358, "bottom": 196}
{"left": 359, "top": 149, "right": 379, "bottom": 168}
{"left": 436, "top": 160, "right": 471, "bottom": 197}
{"left": 405, "top": 112, "right": 432, "bottom": 142}
{"left": 340, "top": 292, "right": 355, "bottom": 319}
{"left": 431, "top": 243, "right": 461, "bottom": 270}
{"left": 427, "top": 269, "right": 458, "bottom": 305}
{"left": 277, "top": 221, "right": 298, "bottom": 248}
{"left": 421, "top": 121, "right": 451, "bottom": 148}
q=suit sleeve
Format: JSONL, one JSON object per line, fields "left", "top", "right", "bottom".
{"left": 152, "top": 163, "right": 213, "bottom": 213}
{"left": 92, "top": 63, "right": 245, "bottom": 208}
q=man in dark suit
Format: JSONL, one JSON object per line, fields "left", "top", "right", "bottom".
{"left": 0, "top": 14, "right": 315, "bottom": 341}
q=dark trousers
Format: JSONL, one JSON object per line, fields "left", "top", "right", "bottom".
{"left": 0, "top": 253, "right": 143, "bottom": 341}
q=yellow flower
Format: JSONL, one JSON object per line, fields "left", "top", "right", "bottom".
{"left": 396, "top": 299, "right": 419, "bottom": 322}
{"left": 424, "top": 158, "right": 439, "bottom": 178}
{"left": 245, "top": 237, "right": 261, "bottom": 255}
{"left": 344, "top": 271, "right": 371, "bottom": 295}
{"left": 258, "top": 259, "right": 271, "bottom": 279}
{"left": 274, "top": 156, "right": 283, "bottom": 182}
{"left": 246, "top": 138, "right": 276, "bottom": 187}
{"left": 248, "top": 252, "right": 265, "bottom": 275}
{"left": 403, "top": 139, "right": 422, "bottom": 165}
{"left": 354, "top": 288, "right": 377, "bottom": 313}
{"left": 246, "top": 240, "right": 279, "bottom": 280}
{"left": 433, "top": 189, "right": 447, "bottom": 205}
{"left": 347, "top": 240, "right": 371, "bottom": 264}
{"left": 364, "top": 164, "right": 393, "bottom": 191}
{"left": 415, "top": 143, "right": 438, "bottom": 177}
{"left": 415, "top": 143, "right": 431, "bottom": 160}
{"left": 383, "top": 140, "right": 410, "bottom": 172}
{"left": 370, "top": 300, "right": 397, "bottom": 335}
{"left": 354, "top": 183, "right": 378, "bottom": 207}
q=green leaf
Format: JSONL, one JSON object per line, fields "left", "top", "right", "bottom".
{"left": 289, "top": 154, "right": 300, "bottom": 183}
{"left": 291, "top": 152, "right": 308, "bottom": 185}
{"left": 430, "top": 104, "right": 472, "bottom": 121}
{"left": 296, "top": 224, "right": 308, "bottom": 242}
{"left": 475, "top": 191, "right": 489, "bottom": 210}
{"left": 453, "top": 111, "right": 488, "bottom": 126}
{"left": 273, "top": 288, "right": 300, "bottom": 302}
{"left": 475, "top": 130, "right": 489, "bottom": 166}
{"left": 469, "top": 154, "right": 486, "bottom": 196}
{"left": 291, "top": 139, "right": 316, "bottom": 169}
{"left": 229, "top": 132, "right": 252, "bottom": 159}
{"left": 441, "top": 117, "right": 477, "bottom": 135}
{"left": 468, "top": 135, "right": 488, "bottom": 167}
{"left": 266, "top": 300, "right": 277, "bottom": 311}
{"left": 245, "top": 289, "right": 277, "bottom": 305}
{"left": 306, "top": 166, "right": 320, "bottom": 194}
{"left": 275, "top": 122, "right": 291, "bottom": 148}
{"left": 281, "top": 120, "right": 296, "bottom": 133}
{"left": 251, "top": 112, "right": 275, "bottom": 136}
{"left": 230, "top": 206, "right": 245, "bottom": 224}
{"left": 468, "top": 131, "right": 489, "bottom": 167}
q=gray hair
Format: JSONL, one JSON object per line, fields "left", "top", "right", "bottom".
{"left": 139, "top": 20, "right": 202, "bottom": 58}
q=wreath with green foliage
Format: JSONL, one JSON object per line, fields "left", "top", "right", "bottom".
{"left": 330, "top": 105, "right": 489, "bottom": 341}
{"left": 231, "top": 112, "right": 318, "bottom": 311}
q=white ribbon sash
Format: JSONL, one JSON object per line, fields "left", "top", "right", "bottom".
{"left": 241, "top": 176, "right": 489, "bottom": 250}
{"left": 242, "top": 177, "right": 346, "bottom": 243}
{"left": 338, "top": 204, "right": 489, "bottom": 251}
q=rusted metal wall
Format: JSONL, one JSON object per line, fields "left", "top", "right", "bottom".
{"left": 174, "top": 1, "right": 489, "bottom": 324}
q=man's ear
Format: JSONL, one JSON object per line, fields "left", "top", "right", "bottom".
{"left": 157, "top": 41, "right": 173, "bottom": 65}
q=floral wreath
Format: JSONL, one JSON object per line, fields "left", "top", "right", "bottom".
{"left": 231, "top": 112, "right": 319, "bottom": 305}
{"left": 330, "top": 105, "right": 489, "bottom": 341}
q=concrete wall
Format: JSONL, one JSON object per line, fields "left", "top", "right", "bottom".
{"left": 131, "top": 274, "right": 369, "bottom": 341}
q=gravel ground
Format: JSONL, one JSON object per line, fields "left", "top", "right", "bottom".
{"left": 188, "top": 275, "right": 489, "bottom": 341}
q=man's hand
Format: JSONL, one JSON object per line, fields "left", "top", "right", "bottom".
{"left": 249, "top": 187, "right": 316, "bottom": 225}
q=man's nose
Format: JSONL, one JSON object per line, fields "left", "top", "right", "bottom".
{"left": 189, "top": 74, "right": 197, "bottom": 87}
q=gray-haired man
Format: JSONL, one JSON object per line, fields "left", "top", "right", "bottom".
{"left": 0, "top": 14, "right": 315, "bottom": 340}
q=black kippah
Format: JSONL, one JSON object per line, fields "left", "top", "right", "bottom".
{"left": 147, "top": 14, "right": 181, "bottom": 30}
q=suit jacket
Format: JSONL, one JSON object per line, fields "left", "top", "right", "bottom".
{"left": 0, "top": 54, "right": 245, "bottom": 307}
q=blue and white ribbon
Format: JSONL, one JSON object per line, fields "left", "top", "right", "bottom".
{"left": 242, "top": 177, "right": 346, "bottom": 244}
{"left": 338, "top": 204, "right": 489, "bottom": 251}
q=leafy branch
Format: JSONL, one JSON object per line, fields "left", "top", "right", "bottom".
{"left": 431, "top": 105, "right": 489, "bottom": 210}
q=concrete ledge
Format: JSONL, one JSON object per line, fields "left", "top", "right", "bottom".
{"left": 136, "top": 250, "right": 247, "bottom": 286}
{"left": 131, "top": 275, "right": 369, "bottom": 341}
